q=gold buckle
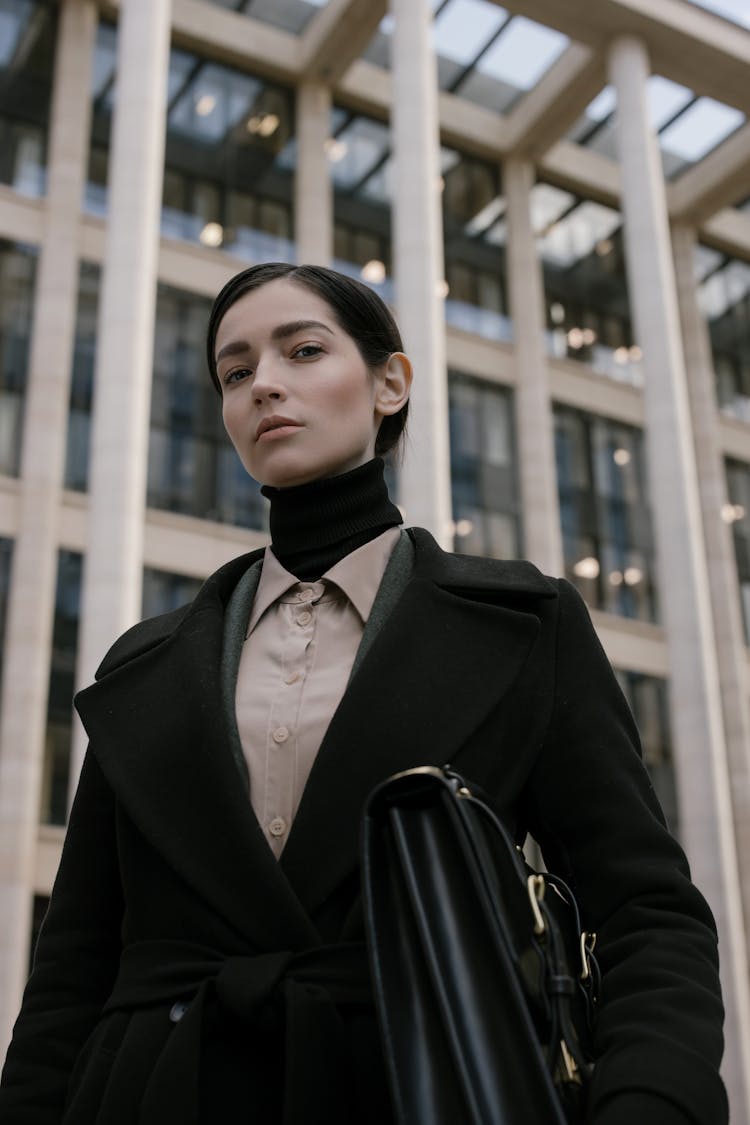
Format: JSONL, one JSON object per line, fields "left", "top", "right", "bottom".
{"left": 527, "top": 874, "right": 546, "bottom": 935}
{"left": 580, "top": 931, "right": 597, "bottom": 980}
{"left": 560, "top": 1039, "right": 582, "bottom": 1085}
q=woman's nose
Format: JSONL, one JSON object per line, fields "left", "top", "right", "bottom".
{"left": 252, "top": 356, "right": 286, "bottom": 404}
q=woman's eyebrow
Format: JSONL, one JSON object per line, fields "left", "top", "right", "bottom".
{"left": 216, "top": 320, "right": 334, "bottom": 364}
{"left": 271, "top": 319, "right": 334, "bottom": 341}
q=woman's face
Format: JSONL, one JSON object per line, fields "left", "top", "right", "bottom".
{"left": 215, "top": 278, "right": 407, "bottom": 488}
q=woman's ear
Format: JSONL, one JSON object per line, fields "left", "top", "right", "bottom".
{"left": 374, "top": 352, "right": 412, "bottom": 418}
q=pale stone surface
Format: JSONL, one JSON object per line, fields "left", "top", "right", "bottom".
{"left": 295, "top": 83, "right": 333, "bottom": 266}
{"left": 505, "top": 158, "right": 564, "bottom": 575}
{"left": 70, "top": 0, "right": 172, "bottom": 797}
{"left": 0, "top": 0, "right": 97, "bottom": 1057}
{"left": 672, "top": 221, "right": 750, "bottom": 951}
{"left": 390, "top": 0, "right": 452, "bottom": 546}
{"left": 610, "top": 35, "right": 750, "bottom": 1122}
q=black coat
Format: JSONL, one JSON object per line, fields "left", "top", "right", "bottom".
{"left": 0, "top": 529, "right": 726, "bottom": 1125}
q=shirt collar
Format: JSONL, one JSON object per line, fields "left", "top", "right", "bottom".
{"left": 246, "top": 527, "right": 401, "bottom": 636}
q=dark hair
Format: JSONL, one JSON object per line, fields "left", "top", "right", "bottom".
{"left": 206, "top": 262, "right": 409, "bottom": 458}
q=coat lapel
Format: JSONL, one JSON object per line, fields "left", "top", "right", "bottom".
{"left": 75, "top": 552, "right": 320, "bottom": 952}
{"left": 280, "top": 529, "right": 556, "bottom": 914}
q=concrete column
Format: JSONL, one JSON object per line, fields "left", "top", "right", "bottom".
{"left": 610, "top": 35, "right": 750, "bottom": 1120}
{"left": 390, "top": 0, "right": 452, "bottom": 546}
{"left": 0, "top": 0, "right": 97, "bottom": 1056}
{"left": 672, "top": 220, "right": 750, "bottom": 946}
{"left": 295, "top": 82, "right": 332, "bottom": 265}
{"left": 505, "top": 158, "right": 564, "bottom": 575}
{"left": 72, "top": 0, "right": 172, "bottom": 788}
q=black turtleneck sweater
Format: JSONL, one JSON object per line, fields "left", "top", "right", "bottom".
{"left": 260, "top": 458, "right": 403, "bottom": 582}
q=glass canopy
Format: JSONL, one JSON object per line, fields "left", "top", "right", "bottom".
{"left": 364, "top": 0, "right": 569, "bottom": 114}
{"left": 203, "top": 0, "right": 328, "bottom": 35}
{"left": 568, "top": 74, "right": 746, "bottom": 179}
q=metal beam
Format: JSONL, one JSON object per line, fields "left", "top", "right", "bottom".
{"left": 500, "top": 0, "right": 750, "bottom": 114}
{"left": 300, "top": 0, "right": 387, "bottom": 84}
{"left": 505, "top": 42, "right": 606, "bottom": 158}
{"left": 668, "top": 122, "right": 750, "bottom": 225}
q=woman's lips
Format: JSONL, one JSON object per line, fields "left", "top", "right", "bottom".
{"left": 256, "top": 423, "right": 303, "bottom": 443}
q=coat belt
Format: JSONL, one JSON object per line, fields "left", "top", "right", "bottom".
{"left": 101, "top": 938, "right": 373, "bottom": 1124}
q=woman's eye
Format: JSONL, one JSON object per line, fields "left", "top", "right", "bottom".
{"left": 292, "top": 344, "right": 323, "bottom": 359}
{"left": 224, "top": 367, "right": 252, "bottom": 385}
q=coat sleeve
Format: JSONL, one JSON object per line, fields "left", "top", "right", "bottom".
{"left": 524, "top": 579, "right": 727, "bottom": 1125}
{"left": 0, "top": 750, "right": 124, "bottom": 1124}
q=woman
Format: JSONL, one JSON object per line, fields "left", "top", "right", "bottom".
{"left": 0, "top": 263, "right": 727, "bottom": 1124}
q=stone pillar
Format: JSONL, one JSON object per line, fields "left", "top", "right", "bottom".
{"left": 295, "top": 82, "right": 332, "bottom": 266}
{"left": 0, "top": 0, "right": 97, "bottom": 1056}
{"left": 609, "top": 35, "right": 750, "bottom": 1120}
{"left": 389, "top": 0, "right": 452, "bottom": 546}
{"left": 505, "top": 158, "right": 564, "bottom": 575}
{"left": 71, "top": 0, "right": 172, "bottom": 788}
{"left": 672, "top": 221, "right": 750, "bottom": 945}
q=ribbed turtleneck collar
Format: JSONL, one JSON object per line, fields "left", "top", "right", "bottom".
{"left": 260, "top": 458, "right": 403, "bottom": 581}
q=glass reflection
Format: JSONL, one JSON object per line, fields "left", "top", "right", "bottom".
{"left": 142, "top": 568, "right": 203, "bottom": 620}
{"left": 725, "top": 458, "right": 750, "bottom": 644}
{"left": 42, "top": 549, "right": 81, "bottom": 826}
{"left": 616, "top": 671, "right": 678, "bottom": 833}
{"left": 87, "top": 24, "right": 295, "bottom": 262}
{"left": 449, "top": 372, "right": 520, "bottom": 559}
{"left": 0, "top": 240, "right": 36, "bottom": 476}
{"left": 0, "top": 536, "right": 11, "bottom": 697}
{"left": 697, "top": 249, "right": 750, "bottom": 422}
{"left": 67, "top": 267, "right": 267, "bottom": 531}
{"left": 555, "top": 406, "right": 657, "bottom": 622}
{"left": 0, "top": 0, "right": 57, "bottom": 198}
{"left": 534, "top": 184, "right": 641, "bottom": 385}
{"left": 202, "top": 0, "right": 328, "bottom": 35}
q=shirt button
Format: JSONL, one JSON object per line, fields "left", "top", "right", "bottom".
{"left": 298, "top": 588, "right": 314, "bottom": 602}
{"left": 297, "top": 611, "right": 312, "bottom": 627}
{"left": 284, "top": 671, "right": 300, "bottom": 685}
{"left": 272, "top": 726, "right": 289, "bottom": 744}
{"left": 269, "top": 817, "right": 287, "bottom": 838}
{"left": 169, "top": 1001, "right": 189, "bottom": 1022}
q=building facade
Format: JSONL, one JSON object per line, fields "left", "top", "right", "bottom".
{"left": 0, "top": 0, "right": 749, "bottom": 1115}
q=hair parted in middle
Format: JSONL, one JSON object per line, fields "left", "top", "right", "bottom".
{"left": 206, "top": 262, "right": 409, "bottom": 458}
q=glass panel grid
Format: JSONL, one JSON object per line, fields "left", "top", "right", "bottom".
{"left": 554, "top": 405, "right": 658, "bottom": 623}
{"left": 449, "top": 372, "right": 520, "bottom": 559}
{"left": 0, "top": 0, "right": 58, "bottom": 198}
{"left": 200, "top": 0, "right": 328, "bottom": 35}
{"left": 568, "top": 75, "right": 746, "bottom": 180}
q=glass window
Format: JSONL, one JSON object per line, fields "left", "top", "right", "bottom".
{"left": 696, "top": 249, "right": 750, "bottom": 423}
{"left": 42, "top": 550, "right": 81, "bottom": 826}
{"left": 365, "top": 4, "right": 569, "bottom": 115}
{"left": 616, "top": 671, "right": 678, "bottom": 834}
{"left": 443, "top": 151, "right": 509, "bottom": 342}
{"left": 67, "top": 267, "right": 267, "bottom": 531}
{"left": 449, "top": 372, "right": 520, "bottom": 558}
{"left": 0, "top": 0, "right": 57, "bottom": 198}
{"left": 554, "top": 405, "right": 657, "bottom": 622}
{"left": 142, "top": 568, "right": 203, "bottom": 619}
{"left": 331, "top": 107, "right": 393, "bottom": 301}
{"left": 0, "top": 535, "right": 12, "bottom": 694}
{"left": 567, "top": 76, "right": 746, "bottom": 181}
{"left": 87, "top": 25, "right": 295, "bottom": 261}
{"left": 202, "top": 0, "right": 328, "bottom": 35}
{"left": 0, "top": 240, "right": 37, "bottom": 476}
{"left": 725, "top": 458, "right": 750, "bottom": 644}
{"left": 533, "top": 185, "right": 642, "bottom": 386}
{"left": 65, "top": 261, "right": 97, "bottom": 491}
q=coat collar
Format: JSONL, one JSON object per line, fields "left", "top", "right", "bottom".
{"left": 76, "top": 530, "right": 556, "bottom": 945}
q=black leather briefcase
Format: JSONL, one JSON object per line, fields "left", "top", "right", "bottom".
{"left": 361, "top": 766, "right": 599, "bottom": 1125}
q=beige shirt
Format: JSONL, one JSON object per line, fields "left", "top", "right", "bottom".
{"left": 235, "top": 527, "right": 401, "bottom": 857}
